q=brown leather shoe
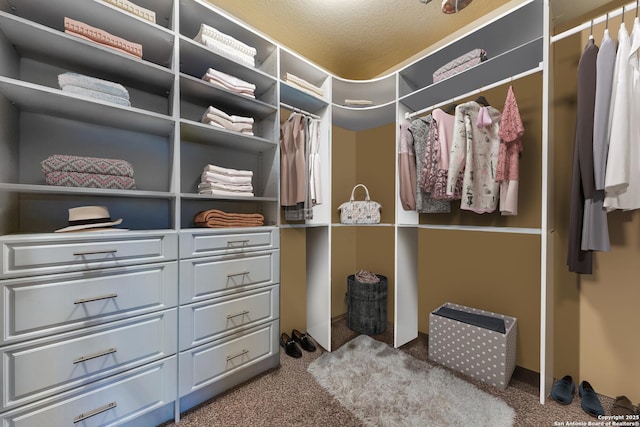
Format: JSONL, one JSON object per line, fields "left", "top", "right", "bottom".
{"left": 612, "top": 396, "right": 635, "bottom": 416}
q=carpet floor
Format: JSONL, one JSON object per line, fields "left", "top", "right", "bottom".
{"left": 162, "top": 319, "right": 615, "bottom": 427}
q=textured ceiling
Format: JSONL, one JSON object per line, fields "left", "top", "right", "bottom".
{"left": 205, "top": 0, "right": 624, "bottom": 80}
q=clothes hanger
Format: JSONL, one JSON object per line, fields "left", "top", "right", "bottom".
{"left": 475, "top": 95, "right": 490, "bottom": 106}
{"left": 589, "top": 20, "right": 594, "bottom": 40}
{"left": 444, "top": 102, "right": 458, "bottom": 113}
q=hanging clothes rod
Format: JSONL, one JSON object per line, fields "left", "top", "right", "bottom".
{"left": 405, "top": 64, "right": 543, "bottom": 120}
{"left": 279, "top": 102, "right": 321, "bottom": 119}
{"left": 551, "top": 0, "right": 637, "bottom": 43}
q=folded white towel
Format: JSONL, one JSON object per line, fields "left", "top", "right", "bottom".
{"left": 202, "top": 114, "right": 253, "bottom": 133}
{"left": 203, "top": 74, "right": 255, "bottom": 97}
{"left": 229, "top": 114, "right": 254, "bottom": 124}
{"left": 204, "top": 68, "right": 256, "bottom": 91}
{"left": 284, "top": 72, "right": 324, "bottom": 97}
{"left": 195, "top": 23, "right": 257, "bottom": 57}
{"left": 203, "top": 164, "right": 253, "bottom": 177}
{"left": 198, "top": 189, "right": 254, "bottom": 197}
{"left": 61, "top": 85, "right": 131, "bottom": 106}
{"left": 196, "top": 36, "right": 255, "bottom": 67}
{"left": 201, "top": 171, "right": 253, "bottom": 185}
{"left": 202, "top": 105, "right": 232, "bottom": 122}
{"left": 58, "top": 72, "right": 130, "bottom": 99}
{"left": 198, "top": 181, "right": 253, "bottom": 192}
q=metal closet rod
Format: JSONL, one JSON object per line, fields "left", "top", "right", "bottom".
{"left": 404, "top": 63, "right": 543, "bottom": 120}
{"left": 279, "top": 102, "right": 321, "bottom": 119}
{"left": 551, "top": 0, "right": 639, "bottom": 43}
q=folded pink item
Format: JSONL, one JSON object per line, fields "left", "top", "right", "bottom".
{"left": 41, "top": 154, "right": 135, "bottom": 177}
{"left": 64, "top": 17, "right": 143, "bottom": 58}
{"left": 45, "top": 171, "right": 136, "bottom": 190}
{"left": 433, "top": 49, "right": 487, "bottom": 83}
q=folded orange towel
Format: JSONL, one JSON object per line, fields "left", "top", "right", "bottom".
{"left": 194, "top": 209, "right": 264, "bottom": 228}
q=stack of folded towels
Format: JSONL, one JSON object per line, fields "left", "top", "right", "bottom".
{"left": 194, "top": 23, "right": 256, "bottom": 68}
{"left": 202, "top": 67, "right": 256, "bottom": 98}
{"left": 102, "top": 0, "right": 156, "bottom": 24}
{"left": 58, "top": 72, "right": 131, "bottom": 106}
{"left": 64, "top": 17, "right": 143, "bottom": 59}
{"left": 194, "top": 209, "right": 264, "bottom": 228}
{"left": 283, "top": 72, "right": 324, "bottom": 98}
{"left": 41, "top": 154, "right": 136, "bottom": 190}
{"left": 199, "top": 164, "right": 253, "bottom": 197}
{"left": 201, "top": 106, "right": 254, "bottom": 135}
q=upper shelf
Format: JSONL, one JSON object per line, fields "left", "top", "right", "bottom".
{"left": 0, "top": 77, "right": 175, "bottom": 136}
{"left": 2, "top": 0, "right": 175, "bottom": 68}
{"left": 179, "top": 0, "right": 277, "bottom": 76}
{"left": 0, "top": 13, "right": 174, "bottom": 96}
{"left": 399, "top": 37, "right": 543, "bottom": 112}
{"left": 398, "top": 0, "right": 543, "bottom": 98}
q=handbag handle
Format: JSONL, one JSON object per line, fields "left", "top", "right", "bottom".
{"left": 350, "top": 184, "right": 371, "bottom": 202}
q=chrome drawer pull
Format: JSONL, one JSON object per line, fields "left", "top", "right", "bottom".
{"left": 73, "top": 347, "right": 117, "bottom": 364}
{"left": 226, "top": 310, "right": 249, "bottom": 320}
{"left": 73, "top": 401, "right": 117, "bottom": 423}
{"left": 74, "top": 293, "right": 118, "bottom": 304}
{"left": 226, "top": 349, "right": 248, "bottom": 362}
{"left": 73, "top": 249, "right": 118, "bottom": 256}
{"left": 227, "top": 271, "right": 249, "bottom": 278}
{"left": 227, "top": 239, "right": 250, "bottom": 246}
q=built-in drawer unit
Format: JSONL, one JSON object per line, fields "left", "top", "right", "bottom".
{"left": 0, "top": 356, "right": 177, "bottom": 427}
{"left": 0, "top": 262, "right": 178, "bottom": 345}
{"left": 1, "top": 309, "right": 177, "bottom": 411}
{"left": 179, "top": 284, "right": 278, "bottom": 350}
{"left": 179, "top": 227, "right": 279, "bottom": 259}
{"left": 179, "top": 249, "right": 279, "bottom": 303}
{"left": 0, "top": 231, "right": 178, "bottom": 278}
{"left": 178, "top": 320, "right": 277, "bottom": 397}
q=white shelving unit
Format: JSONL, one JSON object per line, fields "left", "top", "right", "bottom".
{"left": 0, "top": 0, "right": 556, "bottom": 423}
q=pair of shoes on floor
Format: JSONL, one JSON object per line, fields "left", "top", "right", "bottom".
{"left": 550, "top": 375, "right": 605, "bottom": 417}
{"left": 280, "top": 329, "right": 317, "bottom": 358}
{"left": 612, "top": 395, "right": 639, "bottom": 416}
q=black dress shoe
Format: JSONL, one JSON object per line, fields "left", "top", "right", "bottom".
{"left": 280, "top": 333, "right": 302, "bottom": 358}
{"left": 292, "top": 329, "right": 316, "bottom": 352}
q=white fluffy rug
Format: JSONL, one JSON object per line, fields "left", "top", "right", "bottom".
{"left": 308, "top": 335, "right": 515, "bottom": 427}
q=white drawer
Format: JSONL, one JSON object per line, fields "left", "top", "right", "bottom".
{"left": 1, "top": 310, "right": 177, "bottom": 411}
{"left": 0, "top": 356, "right": 177, "bottom": 427}
{"left": 179, "top": 285, "right": 279, "bottom": 350}
{"left": 179, "top": 227, "right": 279, "bottom": 258}
{"left": 179, "top": 320, "right": 278, "bottom": 397}
{"left": 0, "top": 262, "right": 177, "bottom": 344}
{"left": 0, "top": 231, "right": 178, "bottom": 278}
{"left": 180, "top": 250, "right": 279, "bottom": 303}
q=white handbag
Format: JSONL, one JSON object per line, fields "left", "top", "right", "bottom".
{"left": 338, "top": 184, "right": 382, "bottom": 224}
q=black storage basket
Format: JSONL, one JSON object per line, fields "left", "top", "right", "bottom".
{"left": 346, "top": 274, "right": 388, "bottom": 335}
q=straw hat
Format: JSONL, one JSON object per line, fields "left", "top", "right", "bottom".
{"left": 55, "top": 206, "right": 123, "bottom": 233}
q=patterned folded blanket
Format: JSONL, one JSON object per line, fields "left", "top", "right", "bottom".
{"left": 433, "top": 49, "right": 487, "bottom": 83}
{"left": 42, "top": 154, "right": 135, "bottom": 177}
{"left": 45, "top": 171, "right": 136, "bottom": 190}
{"left": 64, "top": 17, "right": 143, "bottom": 58}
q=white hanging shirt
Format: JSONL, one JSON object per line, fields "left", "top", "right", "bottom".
{"left": 604, "top": 20, "right": 640, "bottom": 211}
